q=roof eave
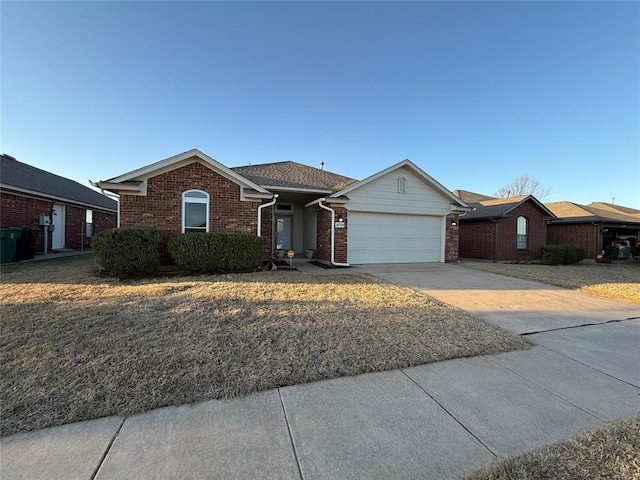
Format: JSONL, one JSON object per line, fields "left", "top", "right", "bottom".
{"left": 106, "top": 149, "right": 270, "bottom": 194}
{"left": 1, "top": 183, "right": 118, "bottom": 212}
{"left": 330, "top": 159, "right": 469, "bottom": 209}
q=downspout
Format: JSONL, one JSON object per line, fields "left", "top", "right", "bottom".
{"left": 257, "top": 194, "right": 279, "bottom": 237}
{"left": 490, "top": 218, "right": 499, "bottom": 263}
{"left": 318, "top": 198, "right": 350, "bottom": 267}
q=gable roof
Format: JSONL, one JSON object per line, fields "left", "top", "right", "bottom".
{"left": 546, "top": 201, "right": 640, "bottom": 225}
{"left": 1, "top": 154, "right": 117, "bottom": 212}
{"left": 461, "top": 195, "right": 556, "bottom": 221}
{"left": 330, "top": 159, "right": 470, "bottom": 210}
{"left": 95, "top": 149, "right": 270, "bottom": 196}
{"left": 231, "top": 161, "right": 357, "bottom": 193}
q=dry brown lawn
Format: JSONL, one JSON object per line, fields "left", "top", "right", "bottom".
{"left": 462, "top": 414, "right": 640, "bottom": 480}
{"left": 461, "top": 260, "right": 640, "bottom": 305}
{"left": 0, "top": 255, "right": 529, "bottom": 437}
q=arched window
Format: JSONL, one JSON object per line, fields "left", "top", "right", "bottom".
{"left": 182, "top": 190, "right": 209, "bottom": 233}
{"left": 397, "top": 176, "right": 406, "bottom": 194}
{"left": 516, "top": 216, "right": 528, "bottom": 249}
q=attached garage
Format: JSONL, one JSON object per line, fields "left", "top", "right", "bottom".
{"left": 326, "top": 161, "right": 469, "bottom": 265}
{"left": 348, "top": 212, "right": 443, "bottom": 264}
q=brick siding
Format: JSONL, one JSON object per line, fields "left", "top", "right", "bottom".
{"left": 445, "top": 213, "right": 459, "bottom": 263}
{"left": 459, "top": 201, "right": 549, "bottom": 261}
{"left": 314, "top": 205, "right": 348, "bottom": 264}
{"left": 1, "top": 190, "right": 116, "bottom": 254}
{"left": 118, "top": 160, "right": 269, "bottom": 260}
{"left": 547, "top": 223, "right": 601, "bottom": 259}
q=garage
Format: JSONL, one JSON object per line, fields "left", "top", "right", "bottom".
{"left": 347, "top": 212, "right": 443, "bottom": 264}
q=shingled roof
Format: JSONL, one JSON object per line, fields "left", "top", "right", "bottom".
{"left": 231, "top": 161, "right": 358, "bottom": 192}
{"left": 452, "top": 189, "right": 496, "bottom": 204}
{"left": 1, "top": 154, "right": 117, "bottom": 211}
{"left": 546, "top": 201, "right": 640, "bottom": 224}
{"left": 460, "top": 195, "right": 556, "bottom": 221}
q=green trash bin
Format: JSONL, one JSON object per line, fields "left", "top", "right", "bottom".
{"left": 1, "top": 227, "right": 23, "bottom": 264}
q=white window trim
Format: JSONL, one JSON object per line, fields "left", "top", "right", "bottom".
{"left": 516, "top": 215, "right": 527, "bottom": 250}
{"left": 182, "top": 190, "right": 210, "bottom": 233}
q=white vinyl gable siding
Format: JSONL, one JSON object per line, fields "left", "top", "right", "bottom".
{"left": 345, "top": 167, "right": 451, "bottom": 216}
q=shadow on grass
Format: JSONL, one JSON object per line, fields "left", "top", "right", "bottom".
{"left": 1, "top": 291, "right": 531, "bottom": 437}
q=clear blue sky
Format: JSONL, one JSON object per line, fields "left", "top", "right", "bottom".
{"left": 2, "top": 1, "right": 639, "bottom": 207}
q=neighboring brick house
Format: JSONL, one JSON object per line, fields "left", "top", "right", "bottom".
{"left": 453, "top": 190, "right": 556, "bottom": 262}
{"left": 545, "top": 201, "right": 640, "bottom": 259}
{"left": 1, "top": 154, "right": 117, "bottom": 255}
{"left": 95, "top": 149, "right": 470, "bottom": 265}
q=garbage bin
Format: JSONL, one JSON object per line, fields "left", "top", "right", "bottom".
{"left": 14, "top": 227, "right": 38, "bottom": 261}
{"left": 1, "top": 227, "right": 23, "bottom": 263}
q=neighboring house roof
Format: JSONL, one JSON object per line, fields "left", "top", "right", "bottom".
{"left": 546, "top": 201, "right": 640, "bottom": 225}
{"left": 231, "top": 161, "right": 358, "bottom": 193}
{"left": 331, "top": 159, "right": 470, "bottom": 210}
{"left": 587, "top": 202, "right": 640, "bottom": 219}
{"left": 461, "top": 195, "right": 556, "bottom": 221}
{"left": 1, "top": 154, "right": 117, "bottom": 212}
{"left": 452, "top": 189, "right": 496, "bottom": 204}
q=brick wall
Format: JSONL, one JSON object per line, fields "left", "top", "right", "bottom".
{"left": 459, "top": 219, "right": 496, "bottom": 260}
{"left": 118, "top": 160, "right": 266, "bottom": 260}
{"left": 444, "top": 213, "right": 459, "bottom": 263}
{"left": 333, "top": 206, "right": 348, "bottom": 264}
{"left": 496, "top": 202, "right": 548, "bottom": 261}
{"left": 1, "top": 190, "right": 117, "bottom": 253}
{"left": 261, "top": 206, "right": 274, "bottom": 259}
{"left": 459, "top": 201, "right": 549, "bottom": 261}
{"left": 1, "top": 191, "right": 51, "bottom": 253}
{"left": 547, "top": 223, "right": 601, "bottom": 259}
{"left": 314, "top": 205, "right": 348, "bottom": 264}
{"left": 316, "top": 208, "right": 331, "bottom": 263}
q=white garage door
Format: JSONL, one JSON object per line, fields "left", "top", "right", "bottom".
{"left": 348, "top": 212, "right": 443, "bottom": 264}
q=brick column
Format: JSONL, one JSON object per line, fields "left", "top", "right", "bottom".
{"left": 445, "top": 213, "right": 459, "bottom": 263}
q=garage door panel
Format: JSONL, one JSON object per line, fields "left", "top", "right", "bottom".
{"left": 348, "top": 212, "right": 442, "bottom": 264}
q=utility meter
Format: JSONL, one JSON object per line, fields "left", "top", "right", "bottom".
{"left": 39, "top": 215, "right": 51, "bottom": 226}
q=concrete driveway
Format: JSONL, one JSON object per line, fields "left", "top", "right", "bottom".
{"left": 358, "top": 263, "right": 640, "bottom": 386}
{"left": 2, "top": 262, "right": 639, "bottom": 480}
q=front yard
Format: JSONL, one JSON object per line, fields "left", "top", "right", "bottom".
{"left": 461, "top": 259, "right": 640, "bottom": 305}
{"left": 0, "top": 255, "right": 529, "bottom": 437}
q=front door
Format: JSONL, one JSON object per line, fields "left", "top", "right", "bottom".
{"left": 52, "top": 204, "right": 65, "bottom": 249}
{"left": 276, "top": 216, "right": 293, "bottom": 250}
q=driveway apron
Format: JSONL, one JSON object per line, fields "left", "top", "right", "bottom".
{"left": 357, "top": 263, "right": 640, "bottom": 335}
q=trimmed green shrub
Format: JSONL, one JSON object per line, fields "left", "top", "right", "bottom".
{"left": 168, "top": 232, "right": 263, "bottom": 273}
{"left": 564, "top": 244, "right": 586, "bottom": 264}
{"left": 540, "top": 244, "right": 586, "bottom": 265}
{"left": 92, "top": 227, "right": 162, "bottom": 278}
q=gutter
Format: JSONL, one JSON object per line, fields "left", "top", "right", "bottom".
{"left": 257, "top": 194, "right": 278, "bottom": 237}
{"left": 490, "top": 218, "right": 499, "bottom": 263}
{"left": 317, "top": 198, "right": 350, "bottom": 267}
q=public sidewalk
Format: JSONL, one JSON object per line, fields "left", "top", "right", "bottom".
{"left": 2, "top": 263, "right": 639, "bottom": 480}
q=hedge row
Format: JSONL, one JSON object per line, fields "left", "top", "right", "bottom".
{"left": 168, "top": 232, "right": 262, "bottom": 273}
{"left": 92, "top": 227, "right": 162, "bottom": 278}
{"left": 540, "top": 244, "right": 586, "bottom": 265}
{"left": 92, "top": 228, "right": 263, "bottom": 278}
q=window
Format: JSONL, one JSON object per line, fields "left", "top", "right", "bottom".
{"left": 182, "top": 190, "right": 209, "bottom": 233}
{"left": 85, "top": 209, "right": 93, "bottom": 224}
{"left": 516, "top": 216, "right": 527, "bottom": 249}
{"left": 275, "top": 203, "right": 293, "bottom": 213}
{"left": 397, "top": 176, "right": 406, "bottom": 193}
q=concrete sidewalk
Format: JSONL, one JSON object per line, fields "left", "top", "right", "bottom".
{"left": 2, "top": 263, "right": 639, "bottom": 480}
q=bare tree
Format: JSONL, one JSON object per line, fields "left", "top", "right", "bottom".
{"left": 494, "top": 174, "right": 551, "bottom": 201}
